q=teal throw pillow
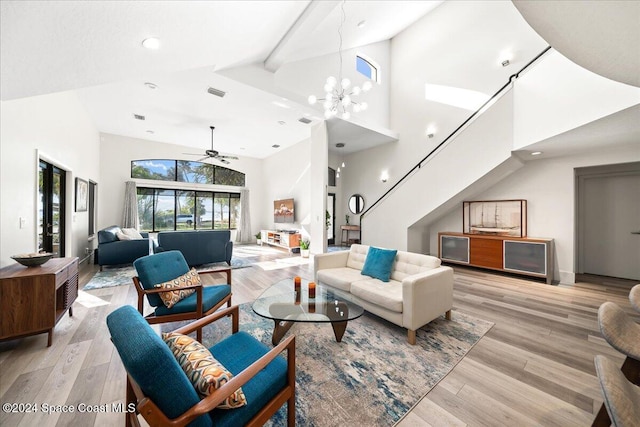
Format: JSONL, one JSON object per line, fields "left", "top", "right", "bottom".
{"left": 361, "top": 246, "right": 397, "bottom": 282}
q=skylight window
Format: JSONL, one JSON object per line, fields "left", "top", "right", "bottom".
{"left": 424, "top": 83, "right": 490, "bottom": 111}
{"left": 356, "top": 54, "right": 379, "bottom": 83}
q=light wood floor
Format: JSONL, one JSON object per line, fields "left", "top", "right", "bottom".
{"left": 0, "top": 245, "right": 637, "bottom": 427}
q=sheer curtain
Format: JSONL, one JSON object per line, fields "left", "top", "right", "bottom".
{"left": 236, "top": 188, "right": 252, "bottom": 243}
{"left": 122, "top": 181, "right": 139, "bottom": 229}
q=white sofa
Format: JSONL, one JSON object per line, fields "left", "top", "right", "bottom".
{"left": 314, "top": 244, "right": 454, "bottom": 344}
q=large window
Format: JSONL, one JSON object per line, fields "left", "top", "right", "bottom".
{"left": 177, "top": 161, "right": 213, "bottom": 184}
{"left": 132, "top": 159, "right": 245, "bottom": 186}
{"left": 132, "top": 160, "right": 176, "bottom": 181}
{"left": 137, "top": 188, "right": 240, "bottom": 232}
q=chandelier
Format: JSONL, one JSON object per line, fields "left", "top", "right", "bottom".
{"left": 308, "top": 0, "right": 372, "bottom": 120}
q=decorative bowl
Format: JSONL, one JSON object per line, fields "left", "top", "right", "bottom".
{"left": 11, "top": 253, "right": 53, "bottom": 267}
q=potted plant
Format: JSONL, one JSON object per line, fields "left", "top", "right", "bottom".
{"left": 299, "top": 238, "right": 310, "bottom": 258}
{"left": 255, "top": 231, "right": 262, "bottom": 245}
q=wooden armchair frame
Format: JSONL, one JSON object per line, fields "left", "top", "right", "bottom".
{"left": 132, "top": 268, "right": 232, "bottom": 341}
{"left": 123, "top": 305, "right": 296, "bottom": 427}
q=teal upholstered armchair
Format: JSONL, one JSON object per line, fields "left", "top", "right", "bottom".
{"left": 106, "top": 305, "right": 296, "bottom": 427}
{"left": 132, "top": 251, "right": 232, "bottom": 341}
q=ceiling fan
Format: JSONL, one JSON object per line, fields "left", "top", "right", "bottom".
{"left": 183, "top": 126, "right": 238, "bottom": 165}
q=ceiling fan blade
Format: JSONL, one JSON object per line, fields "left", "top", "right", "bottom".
{"left": 218, "top": 155, "right": 239, "bottom": 160}
{"left": 218, "top": 158, "right": 231, "bottom": 165}
{"left": 195, "top": 155, "right": 210, "bottom": 162}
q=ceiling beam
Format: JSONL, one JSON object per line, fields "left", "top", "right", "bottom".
{"left": 264, "top": 0, "right": 339, "bottom": 72}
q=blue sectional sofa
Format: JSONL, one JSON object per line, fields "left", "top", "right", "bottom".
{"left": 97, "top": 226, "right": 155, "bottom": 269}
{"left": 155, "top": 230, "right": 233, "bottom": 267}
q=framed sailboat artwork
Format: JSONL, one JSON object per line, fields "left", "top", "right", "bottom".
{"left": 463, "top": 199, "right": 527, "bottom": 237}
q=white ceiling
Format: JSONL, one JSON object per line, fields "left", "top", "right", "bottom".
{"left": 513, "top": 0, "right": 640, "bottom": 88}
{"left": 1, "top": 1, "right": 638, "bottom": 161}
{"left": 0, "top": 0, "right": 441, "bottom": 159}
{"left": 514, "top": 104, "right": 640, "bottom": 161}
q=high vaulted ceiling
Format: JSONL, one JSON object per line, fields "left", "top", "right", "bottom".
{"left": 1, "top": 1, "right": 638, "bottom": 160}
{"left": 0, "top": 1, "right": 440, "bottom": 158}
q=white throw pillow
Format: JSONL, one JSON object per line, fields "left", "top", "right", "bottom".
{"left": 116, "top": 231, "right": 133, "bottom": 241}
{"left": 122, "top": 228, "right": 144, "bottom": 239}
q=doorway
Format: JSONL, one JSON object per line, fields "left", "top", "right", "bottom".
{"left": 576, "top": 162, "right": 640, "bottom": 281}
{"left": 327, "top": 193, "right": 336, "bottom": 245}
{"left": 39, "top": 160, "right": 66, "bottom": 257}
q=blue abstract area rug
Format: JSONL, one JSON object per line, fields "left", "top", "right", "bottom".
{"left": 173, "top": 303, "right": 493, "bottom": 427}
{"left": 82, "top": 257, "right": 252, "bottom": 290}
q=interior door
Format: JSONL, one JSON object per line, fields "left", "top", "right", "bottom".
{"left": 582, "top": 173, "right": 640, "bottom": 280}
{"left": 39, "top": 160, "right": 65, "bottom": 257}
{"left": 327, "top": 193, "right": 335, "bottom": 245}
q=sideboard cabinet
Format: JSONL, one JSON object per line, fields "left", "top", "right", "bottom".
{"left": 0, "top": 257, "right": 79, "bottom": 346}
{"left": 439, "top": 232, "right": 553, "bottom": 284}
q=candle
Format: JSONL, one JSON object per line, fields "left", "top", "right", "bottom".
{"left": 294, "top": 276, "right": 301, "bottom": 293}
{"left": 308, "top": 282, "right": 316, "bottom": 299}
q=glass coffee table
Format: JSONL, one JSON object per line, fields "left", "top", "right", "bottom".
{"left": 252, "top": 278, "right": 364, "bottom": 345}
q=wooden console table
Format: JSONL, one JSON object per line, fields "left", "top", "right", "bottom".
{"left": 0, "top": 257, "right": 79, "bottom": 346}
{"left": 261, "top": 230, "right": 301, "bottom": 253}
{"left": 438, "top": 232, "right": 554, "bottom": 284}
{"left": 340, "top": 225, "right": 361, "bottom": 246}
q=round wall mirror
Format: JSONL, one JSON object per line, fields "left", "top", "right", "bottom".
{"left": 348, "top": 194, "right": 365, "bottom": 214}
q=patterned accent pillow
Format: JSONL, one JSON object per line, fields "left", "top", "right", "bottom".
{"left": 116, "top": 230, "right": 133, "bottom": 241}
{"left": 163, "top": 332, "right": 247, "bottom": 409}
{"left": 122, "top": 228, "right": 144, "bottom": 239}
{"left": 154, "top": 268, "right": 200, "bottom": 308}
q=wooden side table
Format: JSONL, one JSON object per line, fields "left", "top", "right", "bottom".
{"left": 0, "top": 257, "right": 79, "bottom": 346}
{"left": 340, "top": 225, "right": 361, "bottom": 246}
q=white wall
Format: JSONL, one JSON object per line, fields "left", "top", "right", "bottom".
{"left": 335, "top": 0, "right": 546, "bottom": 249}
{"left": 360, "top": 91, "right": 516, "bottom": 250}
{"left": 514, "top": 50, "right": 640, "bottom": 149}
{"left": 309, "top": 122, "right": 329, "bottom": 253}
{"left": 386, "top": 0, "right": 548, "bottom": 178}
{"left": 260, "top": 137, "right": 312, "bottom": 237}
{"left": 428, "top": 143, "right": 640, "bottom": 284}
{"left": 0, "top": 91, "right": 100, "bottom": 267}
{"left": 98, "top": 133, "right": 264, "bottom": 240}
{"left": 275, "top": 40, "right": 391, "bottom": 129}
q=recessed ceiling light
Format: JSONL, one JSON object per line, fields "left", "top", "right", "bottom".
{"left": 357, "top": 20, "right": 366, "bottom": 28}
{"left": 142, "top": 37, "right": 160, "bottom": 50}
{"left": 531, "top": 151, "right": 543, "bottom": 156}
{"left": 146, "top": 130, "right": 154, "bottom": 134}
{"left": 272, "top": 144, "right": 280, "bottom": 148}
{"left": 278, "top": 120, "right": 286, "bottom": 125}
{"left": 144, "top": 82, "right": 157, "bottom": 89}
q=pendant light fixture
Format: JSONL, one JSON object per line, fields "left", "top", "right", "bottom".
{"left": 308, "top": 0, "right": 371, "bottom": 120}
{"left": 336, "top": 143, "right": 346, "bottom": 178}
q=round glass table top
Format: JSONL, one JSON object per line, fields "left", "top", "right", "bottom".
{"left": 252, "top": 278, "right": 364, "bottom": 324}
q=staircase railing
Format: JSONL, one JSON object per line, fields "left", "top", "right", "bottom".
{"left": 360, "top": 46, "right": 552, "bottom": 229}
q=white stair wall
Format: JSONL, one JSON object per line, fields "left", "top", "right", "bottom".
{"left": 361, "top": 50, "right": 640, "bottom": 255}
{"left": 362, "top": 90, "right": 519, "bottom": 251}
